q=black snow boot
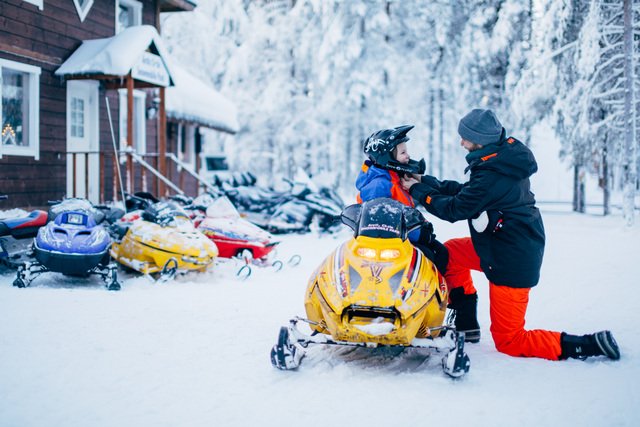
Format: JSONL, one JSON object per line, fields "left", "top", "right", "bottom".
{"left": 447, "top": 287, "right": 480, "bottom": 343}
{"left": 560, "top": 330, "right": 620, "bottom": 360}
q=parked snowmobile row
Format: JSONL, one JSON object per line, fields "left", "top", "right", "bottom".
{"left": 1, "top": 190, "right": 305, "bottom": 289}
{"left": 223, "top": 169, "right": 344, "bottom": 235}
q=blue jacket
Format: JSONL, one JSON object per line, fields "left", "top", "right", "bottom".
{"left": 355, "top": 161, "right": 420, "bottom": 241}
{"left": 355, "top": 161, "right": 414, "bottom": 206}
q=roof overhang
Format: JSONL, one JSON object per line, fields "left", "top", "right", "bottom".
{"left": 166, "top": 63, "right": 239, "bottom": 134}
{"left": 55, "top": 25, "right": 175, "bottom": 87}
{"left": 159, "top": 0, "right": 197, "bottom": 12}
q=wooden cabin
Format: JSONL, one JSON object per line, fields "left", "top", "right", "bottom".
{"left": 0, "top": 0, "right": 237, "bottom": 208}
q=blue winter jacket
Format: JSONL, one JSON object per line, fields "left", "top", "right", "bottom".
{"left": 355, "top": 161, "right": 420, "bottom": 242}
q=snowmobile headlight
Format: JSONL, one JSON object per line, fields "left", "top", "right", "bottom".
{"left": 380, "top": 249, "right": 400, "bottom": 260}
{"left": 356, "top": 247, "right": 377, "bottom": 259}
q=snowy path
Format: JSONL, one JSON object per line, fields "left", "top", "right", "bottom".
{"left": 0, "top": 211, "right": 638, "bottom": 427}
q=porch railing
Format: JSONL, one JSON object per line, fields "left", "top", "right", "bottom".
{"left": 166, "top": 152, "right": 218, "bottom": 194}
{"left": 127, "top": 148, "right": 184, "bottom": 195}
{"left": 64, "top": 149, "right": 216, "bottom": 202}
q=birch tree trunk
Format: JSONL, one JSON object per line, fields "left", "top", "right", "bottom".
{"left": 622, "top": 0, "right": 637, "bottom": 225}
{"left": 438, "top": 88, "right": 444, "bottom": 178}
{"left": 603, "top": 143, "right": 610, "bottom": 216}
{"left": 573, "top": 164, "right": 585, "bottom": 213}
{"left": 428, "top": 90, "right": 435, "bottom": 175}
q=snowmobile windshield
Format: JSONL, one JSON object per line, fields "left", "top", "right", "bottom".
{"left": 59, "top": 212, "right": 90, "bottom": 227}
{"left": 49, "top": 198, "right": 103, "bottom": 223}
{"left": 358, "top": 198, "right": 404, "bottom": 239}
{"left": 146, "top": 202, "right": 190, "bottom": 226}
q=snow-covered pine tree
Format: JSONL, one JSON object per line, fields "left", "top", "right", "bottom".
{"left": 551, "top": 0, "right": 639, "bottom": 221}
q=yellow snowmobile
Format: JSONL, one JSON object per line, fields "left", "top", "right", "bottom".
{"left": 110, "top": 200, "right": 218, "bottom": 281}
{"left": 270, "top": 198, "right": 470, "bottom": 378}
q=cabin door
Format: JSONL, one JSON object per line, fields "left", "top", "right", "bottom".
{"left": 66, "top": 80, "right": 99, "bottom": 203}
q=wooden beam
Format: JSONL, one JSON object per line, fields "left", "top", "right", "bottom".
{"left": 100, "top": 153, "right": 105, "bottom": 204}
{"left": 127, "top": 74, "right": 134, "bottom": 194}
{"left": 66, "top": 74, "right": 124, "bottom": 81}
{"left": 158, "top": 0, "right": 196, "bottom": 12}
{"left": 0, "top": 42, "right": 62, "bottom": 66}
{"left": 159, "top": 87, "right": 167, "bottom": 197}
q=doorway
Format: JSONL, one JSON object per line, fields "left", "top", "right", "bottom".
{"left": 66, "top": 80, "right": 99, "bottom": 203}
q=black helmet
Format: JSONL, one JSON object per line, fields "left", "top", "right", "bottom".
{"left": 363, "top": 125, "right": 425, "bottom": 175}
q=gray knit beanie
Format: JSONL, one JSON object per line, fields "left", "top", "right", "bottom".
{"left": 458, "top": 109, "right": 504, "bottom": 145}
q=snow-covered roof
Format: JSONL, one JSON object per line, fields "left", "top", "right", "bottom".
{"left": 55, "top": 25, "right": 175, "bottom": 85}
{"left": 55, "top": 25, "right": 237, "bottom": 133}
{"left": 159, "top": 0, "right": 198, "bottom": 11}
{"left": 165, "top": 63, "right": 239, "bottom": 134}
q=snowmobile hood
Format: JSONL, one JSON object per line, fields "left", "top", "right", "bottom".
{"left": 198, "top": 216, "right": 272, "bottom": 245}
{"left": 318, "top": 236, "right": 437, "bottom": 315}
{"left": 305, "top": 233, "right": 447, "bottom": 346}
{"left": 35, "top": 211, "right": 111, "bottom": 254}
{"left": 127, "top": 219, "right": 218, "bottom": 258}
{"left": 465, "top": 137, "right": 538, "bottom": 180}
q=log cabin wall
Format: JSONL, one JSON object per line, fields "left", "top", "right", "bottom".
{"left": 0, "top": 0, "right": 165, "bottom": 208}
{"left": 0, "top": 0, "right": 117, "bottom": 208}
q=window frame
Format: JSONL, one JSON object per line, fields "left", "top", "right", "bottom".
{"left": 0, "top": 58, "right": 41, "bottom": 160}
{"left": 115, "top": 0, "right": 143, "bottom": 34}
{"left": 118, "top": 89, "right": 147, "bottom": 156}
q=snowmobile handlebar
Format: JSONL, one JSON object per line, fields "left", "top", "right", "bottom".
{"left": 168, "top": 194, "right": 193, "bottom": 205}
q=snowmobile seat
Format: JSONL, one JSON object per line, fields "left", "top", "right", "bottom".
{"left": 0, "top": 210, "right": 49, "bottom": 239}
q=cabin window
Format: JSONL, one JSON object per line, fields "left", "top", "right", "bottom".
{"left": 118, "top": 89, "right": 147, "bottom": 155}
{"left": 116, "top": 0, "right": 142, "bottom": 34}
{"left": 70, "top": 97, "right": 85, "bottom": 138}
{"left": 0, "top": 58, "right": 40, "bottom": 160}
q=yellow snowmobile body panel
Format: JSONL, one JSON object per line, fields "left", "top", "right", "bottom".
{"left": 304, "top": 235, "right": 447, "bottom": 346}
{"left": 110, "top": 217, "right": 218, "bottom": 274}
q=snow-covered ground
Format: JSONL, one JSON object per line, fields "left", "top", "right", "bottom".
{"left": 0, "top": 208, "right": 638, "bottom": 427}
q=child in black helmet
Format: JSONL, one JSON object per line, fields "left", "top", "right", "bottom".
{"left": 355, "top": 125, "right": 448, "bottom": 273}
{"left": 356, "top": 125, "right": 424, "bottom": 206}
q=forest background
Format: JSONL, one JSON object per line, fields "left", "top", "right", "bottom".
{"left": 162, "top": 0, "right": 640, "bottom": 223}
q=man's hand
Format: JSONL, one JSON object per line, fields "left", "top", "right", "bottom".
{"left": 401, "top": 175, "right": 420, "bottom": 191}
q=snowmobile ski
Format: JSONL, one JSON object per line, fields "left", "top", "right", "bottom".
{"left": 270, "top": 318, "right": 470, "bottom": 378}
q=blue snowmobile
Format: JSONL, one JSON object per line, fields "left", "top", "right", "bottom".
{"left": 13, "top": 198, "right": 121, "bottom": 291}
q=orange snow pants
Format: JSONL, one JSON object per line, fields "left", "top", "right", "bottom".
{"left": 444, "top": 237, "right": 562, "bottom": 360}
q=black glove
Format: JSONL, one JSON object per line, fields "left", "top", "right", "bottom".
{"left": 418, "top": 221, "right": 435, "bottom": 245}
{"left": 409, "top": 182, "right": 436, "bottom": 206}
